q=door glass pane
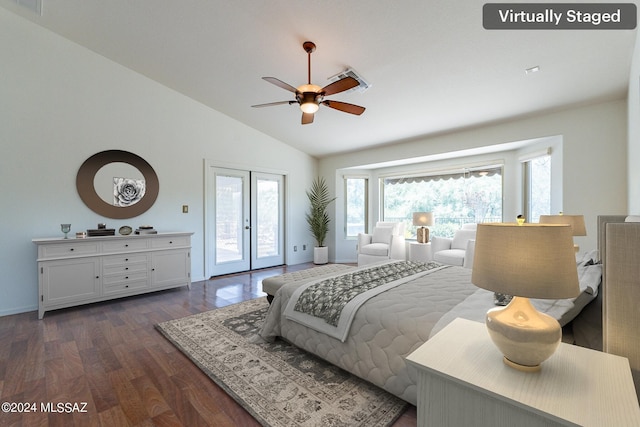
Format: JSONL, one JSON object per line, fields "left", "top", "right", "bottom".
{"left": 256, "top": 178, "right": 279, "bottom": 258}
{"left": 216, "top": 174, "right": 244, "bottom": 263}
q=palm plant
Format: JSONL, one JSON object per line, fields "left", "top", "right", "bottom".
{"left": 306, "top": 177, "right": 336, "bottom": 247}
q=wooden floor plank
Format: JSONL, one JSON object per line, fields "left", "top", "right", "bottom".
{"left": 0, "top": 264, "right": 416, "bottom": 426}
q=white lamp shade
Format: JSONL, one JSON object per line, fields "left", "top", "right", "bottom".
{"left": 539, "top": 214, "right": 587, "bottom": 236}
{"left": 471, "top": 223, "right": 580, "bottom": 299}
{"left": 412, "top": 212, "right": 434, "bottom": 227}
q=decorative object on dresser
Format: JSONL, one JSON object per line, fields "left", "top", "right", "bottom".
{"left": 87, "top": 223, "right": 116, "bottom": 236}
{"left": 471, "top": 223, "right": 580, "bottom": 372}
{"left": 135, "top": 225, "right": 157, "bottom": 235}
{"left": 539, "top": 213, "right": 586, "bottom": 251}
{"left": 60, "top": 223, "right": 71, "bottom": 239}
{"left": 157, "top": 298, "right": 406, "bottom": 427}
{"left": 33, "top": 232, "right": 193, "bottom": 319}
{"left": 118, "top": 225, "right": 132, "bottom": 235}
{"left": 412, "top": 212, "right": 433, "bottom": 243}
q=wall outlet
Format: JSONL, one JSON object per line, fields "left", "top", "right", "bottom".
{"left": 294, "top": 246, "right": 298, "bottom": 252}
{"left": 303, "top": 244, "right": 307, "bottom": 250}
{"left": 182, "top": 205, "right": 189, "bottom": 213}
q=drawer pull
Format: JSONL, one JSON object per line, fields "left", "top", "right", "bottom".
{"left": 125, "top": 258, "right": 129, "bottom": 261}
{"left": 125, "top": 244, "right": 129, "bottom": 247}
{"left": 125, "top": 285, "right": 129, "bottom": 288}
{"left": 169, "top": 241, "right": 173, "bottom": 244}
{"left": 125, "top": 267, "right": 129, "bottom": 270}
{"left": 70, "top": 248, "right": 74, "bottom": 251}
{"left": 125, "top": 276, "right": 129, "bottom": 279}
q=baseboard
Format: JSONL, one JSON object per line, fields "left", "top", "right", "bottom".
{"left": 0, "top": 304, "right": 38, "bottom": 318}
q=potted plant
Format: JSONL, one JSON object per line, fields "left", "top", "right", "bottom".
{"left": 306, "top": 177, "right": 336, "bottom": 264}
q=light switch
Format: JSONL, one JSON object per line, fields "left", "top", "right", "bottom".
{"left": 182, "top": 205, "right": 189, "bottom": 213}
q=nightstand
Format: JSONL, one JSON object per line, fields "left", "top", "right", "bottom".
{"left": 409, "top": 241, "right": 431, "bottom": 262}
{"left": 406, "top": 318, "right": 640, "bottom": 427}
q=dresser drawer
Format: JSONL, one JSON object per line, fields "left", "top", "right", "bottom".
{"left": 102, "top": 279, "right": 149, "bottom": 295}
{"left": 150, "top": 236, "right": 190, "bottom": 249}
{"left": 39, "top": 241, "right": 100, "bottom": 259}
{"left": 103, "top": 270, "right": 148, "bottom": 285}
{"left": 103, "top": 262, "right": 148, "bottom": 275}
{"left": 103, "top": 254, "right": 148, "bottom": 267}
{"left": 102, "top": 239, "right": 149, "bottom": 253}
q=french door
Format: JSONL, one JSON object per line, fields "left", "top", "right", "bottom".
{"left": 207, "top": 167, "right": 284, "bottom": 276}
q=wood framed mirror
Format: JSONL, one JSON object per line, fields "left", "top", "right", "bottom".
{"left": 76, "top": 150, "right": 159, "bottom": 219}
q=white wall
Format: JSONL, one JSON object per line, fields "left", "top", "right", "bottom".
{"left": 628, "top": 28, "right": 640, "bottom": 213}
{"left": 0, "top": 9, "right": 317, "bottom": 316}
{"left": 320, "top": 100, "right": 628, "bottom": 262}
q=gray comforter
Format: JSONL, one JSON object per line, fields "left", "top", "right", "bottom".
{"left": 258, "top": 262, "right": 479, "bottom": 405}
{"left": 257, "top": 258, "right": 601, "bottom": 405}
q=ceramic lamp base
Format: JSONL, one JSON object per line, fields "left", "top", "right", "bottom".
{"left": 485, "top": 296, "right": 561, "bottom": 372}
{"left": 416, "top": 227, "right": 430, "bottom": 244}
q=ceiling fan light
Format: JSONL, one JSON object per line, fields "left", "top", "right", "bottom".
{"left": 300, "top": 102, "right": 319, "bottom": 114}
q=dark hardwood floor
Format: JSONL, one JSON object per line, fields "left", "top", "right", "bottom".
{"left": 0, "top": 264, "right": 416, "bottom": 426}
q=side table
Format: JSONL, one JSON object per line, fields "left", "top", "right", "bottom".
{"left": 409, "top": 242, "right": 431, "bottom": 262}
{"left": 406, "top": 318, "right": 640, "bottom": 427}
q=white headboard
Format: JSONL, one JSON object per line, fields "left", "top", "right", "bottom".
{"left": 598, "top": 215, "right": 640, "bottom": 398}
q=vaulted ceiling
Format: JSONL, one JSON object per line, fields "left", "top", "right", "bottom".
{"left": 2, "top": 0, "right": 637, "bottom": 157}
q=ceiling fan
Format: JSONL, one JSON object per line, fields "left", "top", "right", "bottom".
{"left": 252, "top": 41, "right": 366, "bottom": 125}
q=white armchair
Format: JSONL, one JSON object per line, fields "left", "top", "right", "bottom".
{"left": 431, "top": 223, "right": 477, "bottom": 268}
{"left": 357, "top": 222, "right": 406, "bottom": 266}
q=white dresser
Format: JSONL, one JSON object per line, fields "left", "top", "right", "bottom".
{"left": 33, "top": 232, "right": 193, "bottom": 319}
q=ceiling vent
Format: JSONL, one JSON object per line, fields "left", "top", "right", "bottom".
{"left": 16, "top": 0, "right": 42, "bottom": 15}
{"left": 327, "top": 68, "right": 372, "bottom": 94}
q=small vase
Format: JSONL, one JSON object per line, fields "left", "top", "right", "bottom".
{"left": 61, "top": 224, "right": 71, "bottom": 239}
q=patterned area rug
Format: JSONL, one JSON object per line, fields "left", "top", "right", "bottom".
{"left": 156, "top": 297, "right": 408, "bottom": 427}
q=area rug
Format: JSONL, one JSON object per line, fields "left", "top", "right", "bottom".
{"left": 156, "top": 297, "right": 408, "bottom": 427}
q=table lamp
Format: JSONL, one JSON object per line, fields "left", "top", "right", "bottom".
{"left": 413, "top": 212, "right": 434, "bottom": 243}
{"left": 471, "top": 223, "right": 580, "bottom": 372}
{"left": 539, "top": 214, "right": 586, "bottom": 252}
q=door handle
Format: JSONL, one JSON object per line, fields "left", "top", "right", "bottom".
{"left": 245, "top": 226, "right": 251, "bottom": 230}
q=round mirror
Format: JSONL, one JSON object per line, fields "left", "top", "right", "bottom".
{"left": 76, "top": 150, "right": 159, "bottom": 219}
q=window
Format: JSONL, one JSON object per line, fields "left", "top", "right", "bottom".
{"left": 522, "top": 154, "right": 551, "bottom": 223}
{"left": 345, "top": 177, "right": 368, "bottom": 237}
{"left": 382, "top": 166, "right": 503, "bottom": 238}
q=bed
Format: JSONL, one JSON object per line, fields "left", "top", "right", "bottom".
{"left": 257, "top": 258, "right": 602, "bottom": 405}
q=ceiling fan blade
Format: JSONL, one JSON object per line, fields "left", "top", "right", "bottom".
{"left": 301, "top": 112, "right": 314, "bottom": 125}
{"left": 322, "top": 100, "right": 366, "bottom": 115}
{"left": 263, "top": 77, "right": 298, "bottom": 93}
{"left": 321, "top": 76, "right": 359, "bottom": 96}
{"left": 252, "top": 100, "right": 296, "bottom": 108}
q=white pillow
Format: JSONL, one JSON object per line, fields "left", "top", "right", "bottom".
{"left": 625, "top": 215, "right": 640, "bottom": 222}
{"left": 372, "top": 226, "right": 394, "bottom": 244}
{"left": 451, "top": 229, "right": 476, "bottom": 250}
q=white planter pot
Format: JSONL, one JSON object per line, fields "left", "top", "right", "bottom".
{"left": 313, "top": 246, "right": 329, "bottom": 264}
